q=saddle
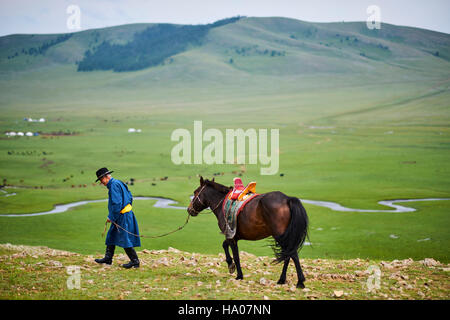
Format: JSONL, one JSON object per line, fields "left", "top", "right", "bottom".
{"left": 229, "top": 178, "right": 256, "bottom": 201}
{"left": 222, "top": 178, "right": 259, "bottom": 239}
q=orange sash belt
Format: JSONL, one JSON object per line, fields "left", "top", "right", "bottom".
{"left": 120, "top": 204, "right": 132, "bottom": 214}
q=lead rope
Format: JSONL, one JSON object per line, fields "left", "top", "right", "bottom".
{"left": 101, "top": 195, "right": 224, "bottom": 239}
{"left": 102, "top": 212, "right": 191, "bottom": 239}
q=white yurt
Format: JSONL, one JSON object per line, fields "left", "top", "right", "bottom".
{"left": 26, "top": 132, "right": 33, "bottom": 136}
{"left": 17, "top": 132, "right": 24, "bottom": 136}
{"left": 128, "top": 128, "right": 136, "bottom": 133}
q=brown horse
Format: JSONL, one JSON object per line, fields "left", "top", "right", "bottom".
{"left": 187, "top": 176, "right": 309, "bottom": 288}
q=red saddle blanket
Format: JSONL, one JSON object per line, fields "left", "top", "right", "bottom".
{"left": 222, "top": 189, "right": 260, "bottom": 239}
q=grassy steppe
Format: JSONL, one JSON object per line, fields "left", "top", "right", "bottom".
{"left": 0, "top": 74, "right": 449, "bottom": 262}
{"left": 0, "top": 17, "right": 449, "bottom": 266}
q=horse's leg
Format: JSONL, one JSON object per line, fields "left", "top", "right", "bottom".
{"left": 277, "top": 257, "right": 290, "bottom": 285}
{"left": 229, "top": 239, "right": 243, "bottom": 280}
{"left": 222, "top": 240, "right": 235, "bottom": 274}
{"left": 291, "top": 252, "right": 306, "bottom": 289}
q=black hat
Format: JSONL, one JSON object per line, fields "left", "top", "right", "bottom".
{"left": 95, "top": 167, "right": 114, "bottom": 182}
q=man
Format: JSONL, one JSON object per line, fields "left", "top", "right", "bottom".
{"left": 94, "top": 167, "right": 141, "bottom": 268}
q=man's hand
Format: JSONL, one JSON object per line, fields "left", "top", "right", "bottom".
{"left": 102, "top": 219, "right": 111, "bottom": 238}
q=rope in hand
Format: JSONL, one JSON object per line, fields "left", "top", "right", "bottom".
{"left": 100, "top": 191, "right": 224, "bottom": 239}
{"left": 102, "top": 213, "right": 191, "bottom": 239}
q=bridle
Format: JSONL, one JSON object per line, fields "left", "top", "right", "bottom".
{"left": 189, "top": 184, "right": 224, "bottom": 215}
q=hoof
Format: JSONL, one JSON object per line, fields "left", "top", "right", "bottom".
{"left": 297, "top": 282, "right": 305, "bottom": 289}
{"left": 228, "top": 262, "right": 236, "bottom": 274}
{"left": 235, "top": 274, "right": 243, "bottom": 280}
{"left": 277, "top": 279, "right": 286, "bottom": 285}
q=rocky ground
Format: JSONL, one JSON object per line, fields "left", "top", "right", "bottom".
{"left": 0, "top": 243, "right": 448, "bottom": 300}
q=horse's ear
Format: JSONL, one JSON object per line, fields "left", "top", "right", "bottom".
{"left": 199, "top": 176, "right": 204, "bottom": 185}
{"left": 212, "top": 177, "right": 215, "bottom": 182}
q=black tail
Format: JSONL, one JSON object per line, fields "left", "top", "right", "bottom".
{"left": 272, "top": 197, "right": 309, "bottom": 263}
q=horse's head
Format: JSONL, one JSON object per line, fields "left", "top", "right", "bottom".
{"left": 187, "top": 176, "right": 209, "bottom": 216}
{"left": 188, "top": 176, "right": 232, "bottom": 216}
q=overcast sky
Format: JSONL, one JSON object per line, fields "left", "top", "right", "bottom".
{"left": 1, "top": 0, "right": 449, "bottom": 36}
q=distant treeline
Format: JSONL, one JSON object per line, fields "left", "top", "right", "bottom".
{"left": 77, "top": 16, "right": 243, "bottom": 72}
{"left": 8, "top": 34, "right": 73, "bottom": 59}
{"left": 231, "top": 45, "right": 286, "bottom": 57}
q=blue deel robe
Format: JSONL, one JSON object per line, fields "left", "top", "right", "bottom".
{"left": 105, "top": 178, "right": 141, "bottom": 248}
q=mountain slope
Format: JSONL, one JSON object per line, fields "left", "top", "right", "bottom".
{"left": 1, "top": 16, "right": 449, "bottom": 77}
{"left": 0, "top": 16, "right": 448, "bottom": 122}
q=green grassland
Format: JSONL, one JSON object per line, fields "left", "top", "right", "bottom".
{"left": 0, "top": 17, "right": 449, "bottom": 267}
{"left": 1, "top": 244, "right": 448, "bottom": 300}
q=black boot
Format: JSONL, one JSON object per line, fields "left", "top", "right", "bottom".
{"left": 122, "top": 247, "right": 140, "bottom": 269}
{"left": 95, "top": 245, "right": 115, "bottom": 265}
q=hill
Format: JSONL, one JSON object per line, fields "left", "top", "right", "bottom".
{"left": 1, "top": 243, "right": 448, "bottom": 300}
{"left": 0, "top": 16, "right": 448, "bottom": 118}
{"left": 1, "top": 16, "right": 449, "bottom": 75}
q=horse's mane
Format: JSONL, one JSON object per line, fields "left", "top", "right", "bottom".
{"left": 204, "top": 179, "right": 232, "bottom": 194}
